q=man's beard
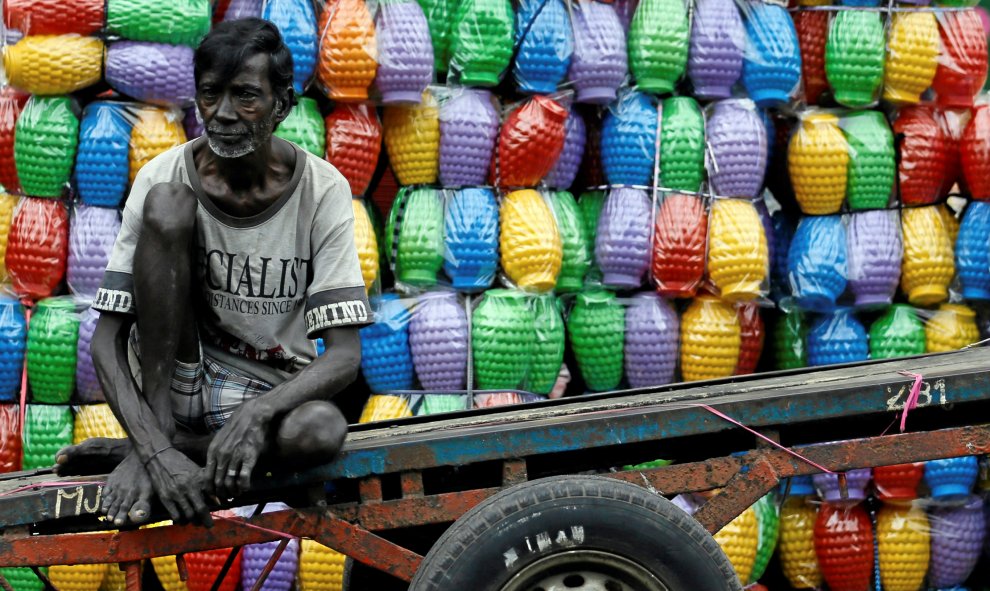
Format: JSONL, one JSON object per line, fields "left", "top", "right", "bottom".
{"left": 206, "top": 113, "right": 275, "bottom": 159}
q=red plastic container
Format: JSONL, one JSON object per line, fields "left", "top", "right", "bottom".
{"left": 186, "top": 546, "right": 241, "bottom": 591}
{"left": 0, "top": 404, "right": 21, "bottom": 474}
{"left": 652, "top": 194, "right": 708, "bottom": 298}
{"left": 735, "top": 303, "right": 764, "bottom": 375}
{"left": 895, "top": 106, "right": 953, "bottom": 206}
{"left": 0, "top": 88, "right": 29, "bottom": 195}
{"left": 4, "top": 0, "right": 104, "bottom": 35}
{"left": 5, "top": 197, "right": 68, "bottom": 301}
{"left": 962, "top": 104, "right": 990, "bottom": 200}
{"left": 814, "top": 503, "right": 874, "bottom": 591}
{"left": 873, "top": 463, "right": 924, "bottom": 501}
{"left": 324, "top": 103, "right": 382, "bottom": 197}
{"left": 491, "top": 96, "right": 567, "bottom": 188}
{"left": 795, "top": 11, "right": 829, "bottom": 105}
{"left": 933, "top": 10, "right": 988, "bottom": 108}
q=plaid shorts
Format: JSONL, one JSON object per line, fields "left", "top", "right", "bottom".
{"left": 127, "top": 326, "right": 273, "bottom": 433}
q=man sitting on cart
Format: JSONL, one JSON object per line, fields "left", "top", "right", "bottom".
{"left": 54, "top": 18, "right": 369, "bottom": 528}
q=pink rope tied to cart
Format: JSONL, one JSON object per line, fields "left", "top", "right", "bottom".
{"left": 17, "top": 303, "right": 32, "bottom": 438}
{"left": 896, "top": 371, "right": 923, "bottom": 433}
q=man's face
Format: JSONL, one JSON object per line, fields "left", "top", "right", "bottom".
{"left": 197, "top": 52, "right": 284, "bottom": 159}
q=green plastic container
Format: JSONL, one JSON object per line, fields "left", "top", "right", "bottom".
{"left": 578, "top": 190, "right": 606, "bottom": 280}
{"left": 22, "top": 404, "right": 73, "bottom": 471}
{"left": 773, "top": 311, "right": 807, "bottom": 370}
{"left": 417, "top": 393, "right": 468, "bottom": 415}
{"left": 843, "top": 111, "right": 894, "bottom": 210}
{"left": 13, "top": 96, "right": 79, "bottom": 198}
{"left": 389, "top": 188, "right": 444, "bottom": 287}
{"left": 628, "top": 0, "right": 690, "bottom": 94}
{"left": 870, "top": 304, "right": 926, "bottom": 359}
{"left": 660, "top": 97, "right": 705, "bottom": 192}
{"left": 0, "top": 567, "right": 47, "bottom": 591}
{"left": 274, "top": 97, "right": 326, "bottom": 157}
{"left": 622, "top": 459, "right": 672, "bottom": 470}
{"left": 472, "top": 290, "right": 534, "bottom": 389}
{"left": 825, "top": 11, "right": 885, "bottom": 107}
{"left": 450, "top": 0, "right": 514, "bottom": 86}
{"left": 416, "top": 0, "right": 455, "bottom": 72}
{"left": 550, "top": 191, "right": 590, "bottom": 293}
{"left": 107, "top": 0, "right": 211, "bottom": 47}
{"left": 567, "top": 290, "right": 625, "bottom": 392}
{"left": 751, "top": 494, "right": 780, "bottom": 584}
{"left": 525, "top": 294, "right": 565, "bottom": 395}
{"left": 26, "top": 298, "right": 78, "bottom": 404}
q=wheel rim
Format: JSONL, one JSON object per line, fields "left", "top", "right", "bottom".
{"left": 499, "top": 550, "right": 670, "bottom": 591}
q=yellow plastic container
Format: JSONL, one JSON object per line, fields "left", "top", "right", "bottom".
{"left": 499, "top": 189, "right": 562, "bottom": 292}
{"left": 73, "top": 404, "right": 127, "bottom": 445}
{"left": 146, "top": 522, "right": 188, "bottom": 591}
{"left": 351, "top": 199, "right": 379, "bottom": 292}
{"left": 100, "top": 565, "right": 125, "bottom": 591}
{"left": 707, "top": 199, "right": 769, "bottom": 302}
{"left": 298, "top": 539, "right": 348, "bottom": 591}
{"left": 383, "top": 91, "right": 439, "bottom": 185}
{"left": 779, "top": 496, "right": 822, "bottom": 589}
{"left": 49, "top": 564, "right": 105, "bottom": 591}
{"left": 0, "top": 193, "right": 20, "bottom": 284}
{"left": 316, "top": 0, "right": 377, "bottom": 102}
{"left": 359, "top": 394, "right": 414, "bottom": 423}
{"left": 901, "top": 206, "right": 954, "bottom": 306}
{"left": 680, "top": 296, "right": 741, "bottom": 382}
{"left": 940, "top": 203, "right": 960, "bottom": 243}
{"left": 788, "top": 113, "right": 848, "bottom": 215}
{"left": 3, "top": 35, "right": 103, "bottom": 95}
{"left": 129, "top": 108, "right": 187, "bottom": 184}
{"left": 877, "top": 504, "right": 929, "bottom": 591}
{"left": 884, "top": 12, "right": 939, "bottom": 104}
{"left": 713, "top": 504, "right": 759, "bottom": 585}
{"left": 926, "top": 303, "right": 979, "bottom": 352}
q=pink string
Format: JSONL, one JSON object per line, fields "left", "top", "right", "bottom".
{"left": 212, "top": 513, "right": 298, "bottom": 540}
{"left": 698, "top": 404, "right": 835, "bottom": 474}
{"left": 0, "top": 480, "right": 106, "bottom": 498}
{"left": 897, "top": 371, "right": 923, "bottom": 433}
{"left": 18, "top": 304, "right": 31, "bottom": 439}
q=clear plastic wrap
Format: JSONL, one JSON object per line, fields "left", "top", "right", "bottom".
{"left": 75, "top": 101, "right": 137, "bottom": 208}
{"left": 543, "top": 106, "right": 586, "bottom": 191}
{"left": 567, "top": 0, "right": 628, "bottom": 105}
{"left": 324, "top": 103, "right": 381, "bottom": 197}
{"left": 712, "top": 502, "right": 758, "bottom": 583}
{"left": 273, "top": 97, "right": 325, "bottom": 157}
{"left": 2, "top": 35, "right": 103, "bottom": 96}
{"left": 772, "top": 309, "right": 808, "bottom": 370}
{"left": 21, "top": 403, "right": 72, "bottom": 470}
{"left": 813, "top": 502, "right": 874, "bottom": 591}
{"left": 263, "top": 0, "right": 319, "bottom": 93}
{"left": 473, "top": 391, "right": 544, "bottom": 407}
{"left": 567, "top": 289, "right": 625, "bottom": 392}
{"left": 660, "top": 96, "right": 705, "bottom": 193}
{"left": 793, "top": 10, "right": 829, "bottom": 105}
{"left": 383, "top": 89, "right": 440, "bottom": 185}
{"left": 76, "top": 306, "right": 103, "bottom": 403}
{"left": 0, "top": 404, "right": 21, "bottom": 473}
{"left": 901, "top": 204, "right": 955, "bottom": 306}
{"left": 841, "top": 110, "right": 895, "bottom": 210}
{"left": 787, "top": 214, "right": 847, "bottom": 312}
{"left": 679, "top": 295, "right": 740, "bottom": 382}
{"left": 925, "top": 302, "right": 980, "bottom": 352}
{"left": 5, "top": 197, "right": 69, "bottom": 302}
{"left": 870, "top": 304, "right": 925, "bottom": 359}
{"left": 386, "top": 187, "right": 444, "bottom": 288}
{"left": 624, "top": 292, "right": 678, "bottom": 387}
{"left": 595, "top": 188, "right": 652, "bottom": 290}
{"left": 525, "top": 293, "right": 564, "bottom": 395}
{"left": 359, "top": 393, "right": 417, "bottom": 422}
{"left": 884, "top": 11, "right": 940, "bottom": 105}
{"left": 414, "top": 0, "right": 454, "bottom": 74}
{"left": 68, "top": 205, "right": 122, "bottom": 301}
{"left": 547, "top": 190, "right": 589, "bottom": 293}
{"left": 778, "top": 494, "right": 821, "bottom": 589}
{"left": 734, "top": 302, "right": 764, "bottom": 375}
{"left": 628, "top": 0, "right": 689, "bottom": 94}
{"left": 105, "top": 41, "right": 196, "bottom": 107}
{"left": 105, "top": 0, "right": 211, "bottom": 47}
{"left": 600, "top": 90, "right": 658, "bottom": 188}
{"left": 847, "top": 209, "right": 901, "bottom": 308}
{"left": 443, "top": 187, "right": 499, "bottom": 292}
{"left": 707, "top": 198, "right": 769, "bottom": 302}
{"left": 409, "top": 291, "right": 469, "bottom": 391}
{"left": 128, "top": 106, "right": 187, "bottom": 184}
{"left": 0, "top": 192, "right": 18, "bottom": 284}
{"left": 895, "top": 105, "right": 954, "bottom": 206}
{"left": 491, "top": 94, "right": 568, "bottom": 189}
{"left": 359, "top": 294, "right": 414, "bottom": 393}
{"left": 499, "top": 189, "right": 562, "bottom": 293}
{"left": 0, "top": 88, "right": 29, "bottom": 195}
{"left": 0, "top": 298, "right": 25, "bottom": 402}
{"left": 3, "top": 0, "right": 104, "bottom": 36}
{"left": 688, "top": 0, "right": 744, "bottom": 100}
{"left": 351, "top": 198, "right": 380, "bottom": 294}
{"left": 824, "top": 10, "right": 885, "bottom": 108}
{"left": 72, "top": 403, "right": 126, "bottom": 443}
{"left": 787, "top": 111, "right": 848, "bottom": 215}
{"left": 437, "top": 87, "right": 499, "bottom": 189}
{"left": 26, "top": 296, "right": 78, "bottom": 404}
{"left": 316, "top": 0, "right": 378, "bottom": 101}
{"left": 705, "top": 99, "right": 767, "bottom": 199}
{"left": 652, "top": 192, "right": 708, "bottom": 298}
{"left": 934, "top": 8, "right": 988, "bottom": 108}
{"left": 807, "top": 308, "right": 868, "bottom": 366}
{"left": 962, "top": 101, "right": 990, "bottom": 201}
{"left": 512, "top": 0, "right": 573, "bottom": 94}
{"left": 13, "top": 95, "right": 79, "bottom": 198}
{"left": 740, "top": 0, "right": 801, "bottom": 107}
{"left": 374, "top": 0, "right": 434, "bottom": 105}
{"left": 447, "top": 0, "right": 514, "bottom": 87}
{"left": 927, "top": 495, "right": 986, "bottom": 587}
{"left": 416, "top": 392, "right": 470, "bottom": 415}
{"left": 957, "top": 200, "right": 990, "bottom": 300}
{"left": 471, "top": 289, "right": 535, "bottom": 390}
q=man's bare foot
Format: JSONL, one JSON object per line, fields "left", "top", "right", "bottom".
{"left": 100, "top": 451, "right": 153, "bottom": 527}
{"left": 54, "top": 438, "right": 132, "bottom": 476}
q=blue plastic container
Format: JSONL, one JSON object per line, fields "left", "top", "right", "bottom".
{"left": 788, "top": 215, "right": 847, "bottom": 312}
{"left": 601, "top": 91, "right": 658, "bottom": 187}
{"left": 924, "top": 456, "right": 979, "bottom": 499}
{"left": 75, "top": 102, "right": 133, "bottom": 208}
{"left": 359, "top": 294, "right": 415, "bottom": 393}
{"left": 807, "top": 309, "right": 868, "bottom": 366}
{"left": 783, "top": 475, "right": 815, "bottom": 496}
{"left": 513, "top": 0, "right": 573, "bottom": 93}
{"left": 444, "top": 188, "right": 500, "bottom": 291}
{"left": 956, "top": 202, "right": 990, "bottom": 300}
{"left": 770, "top": 213, "right": 793, "bottom": 299}
{"left": 0, "top": 298, "right": 26, "bottom": 403}
{"left": 262, "top": 0, "right": 318, "bottom": 93}
{"left": 741, "top": 2, "right": 801, "bottom": 107}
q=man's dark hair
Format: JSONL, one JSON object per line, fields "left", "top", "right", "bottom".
{"left": 194, "top": 18, "right": 298, "bottom": 108}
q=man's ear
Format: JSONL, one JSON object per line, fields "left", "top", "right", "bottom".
{"left": 274, "top": 93, "right": 293, "bottom": 122}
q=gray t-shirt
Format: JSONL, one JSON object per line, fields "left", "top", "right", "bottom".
{"left": 93, "top": 138, "right": 371, "bottom": 374}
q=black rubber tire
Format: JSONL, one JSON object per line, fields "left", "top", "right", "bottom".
{"left": 408, "top": 475, "right": 741, "bottom": 591}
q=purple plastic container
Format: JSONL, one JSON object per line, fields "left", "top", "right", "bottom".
{"left": 614, "top": 0, "right": 639, "bottom": 31}
{"left": 241, "top": 503, "right": 299, "bottom": 591}
{"left": 222, "top": 0, "right": 263, "bottom": 19}
{"left": 930, "top": 496, "right": 986, "bottom": 588}
{"left": 544, "top": 109, "right": 587, "bottom": 190}
{"left": 568, "top": 0, "right": 628, "bottom": 104}
{"left": 68, "top": 205, "right": 121, "bottom": 301}
{"left": 847, "top": 210, "right": 902, "bottom": 308}
{"left": 624, "top": 292, "right": 678, "bottom": 387}
{"left": 596, "top": 188, "right": 652, "bottom": 289}
{"left": 706, "top": 99, "right": 767, "bottom": 198}
{"left": 183, "top": 107, "right": 204, "bottom": 139}
{"left": 375, "top": 0, "right": 435, "bottom": 105}
{"left": 409, "top": 291, "right": 469, "bottom": 390}
{"left": 76, "top": 307, "right": 102, "bottom": 403}
{"left": 105, "top": 42, "right": 196, "bottom": 107}
{"left": 688, "top": 0, "right": 744, "bottom": 99}
{"left": 439, "top": 89, "right": 499, "bottom": 188}
{"left": 813, "top": 468, "right": 872, "bottom": 503}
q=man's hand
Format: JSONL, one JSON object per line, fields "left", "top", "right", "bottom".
{"left": 205, "top": 399, "right": 272, "bottom": 499}
{"left": 145, "top": 447, "right": 213, "bottom": 527}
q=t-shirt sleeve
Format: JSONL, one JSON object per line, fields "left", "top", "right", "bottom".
{"left": 303, "top": 178, "right": 372, "bottom": 337}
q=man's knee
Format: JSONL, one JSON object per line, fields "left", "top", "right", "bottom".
{"left": 276, "top": 401, "right": 348, "bottom": 460}
{"left": 143, "top": 182, "right": 197, "bottom": 241}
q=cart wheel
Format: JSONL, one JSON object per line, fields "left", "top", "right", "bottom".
{"left": 408, "top": 475, "right": 741, "bottom": 591}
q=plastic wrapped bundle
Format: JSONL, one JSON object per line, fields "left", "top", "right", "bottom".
{"left": 383, "top": 92, "right": 440, "bottom": 185}
{"left": 958, "top": 202, "right": 990, "bottom": 299}
{"left": 713, "top": 505, "right": 758, "bottom": 584}
{"left": 870, "top": 305, "right": 925, "bottom": 359}
{"left": 874, "top": 463, "right": 923, "bottom": 501}
{"left": 601, "top": 92, "right": 658, "bottom": 187}
{"left": 76, "top": 307, "right": 102, "bottom": 403}
{"left": 443, "top": 188, "right": 499, "bottom": 291}
{"left": 358, "top": 295, "right": 414, "bottom": 393}
{"left": 548, "top": 191, "right": 589, "bottom": 293}
{"left": 129, "top": 107, "right": 187, "bottom": 184}
{"left": 352, "top": 199, "right": 379, "bottom": 292}
{"left": 417, "top": 0, "right": 454, "bottom": 72}
{"left": 186, "top": 546, "right": 241, "bottom": 591}
{"left": 324, "top": 104, "right": 381, "bottom": 196}
{"left": 895, "top": 106, "right": 953, "bottom": 206}
{"left": 76, "top": 103, "right": 134, "bottom": 208}
{"left": 48, "top": 564, "right": 104, "bottom": 591}
{"left": 706, "top": 99, "right": 767, "bottom": 199}
{"left": 568, "top": 290, "right": 625, "bottom": 391}
{"left": 884, "top": 12, "right": 939, "bottom": 104}
{"left": 4, "top": 0, "right": 104, "bottom": 36}
{"left": 438, "top": 89, "right": 498, "bottom": 188}
{"left": 628, "top": 0, "right": 689, "bottom": 94}
{"left": 807, "top": 309, "right": 868, "bottom": 366}
{"left": 876, "top": 504, "right": 929, "bottom": 591}
{"left": 814, "top": 468, "right": 872, "bottom": 504}
{"left": 567, "top": 0, "right": 627, "bottom": 104}
{"left": 901, "top": 205, "right": 954, "bottom": 306}
{"left": 595, "top": 188, "right": 651, "bottom": 289}
{"left": 68, "top": 206, "right": 121, "bottom": 300}
{"left": 926, "top": 303, "right": 979, "bottom": 352}
{"left": 741, "top": 2, "right": 801, "bottom": 107}
{"left": 500, "top": 190, "right": 562, "bottom": 292}
{"left": 374, "top": 0, "right": 433, "bottom": 104}
{"left": 842, "top": 111, "right": 894, "bottom": 210}
{"left": 0, "top": 568, "right": 43, "bottom": 591}
{"left": 652, "top": 194, "right": 707, "bottom": 298}
{"left": 846, "top": 210, "right": 901, "bottom": 307}
{"left": 544, "top": 110, "right": 586, "bottom": 190}
{"left": 623, "top": 292, "right": 677, "bottom": 387}
{"left": 794, "top": 11, "right": 829, "bottom": 105}
{"left": 788, "top": 113, "right": 848, "bottom": 215}
{"left": 825, "top": 11, "right": 885, "bottom": 107}
{"left": 0, "top": 405, "right": 20, "bottom": 473}
{"left": 933, "top": 10, "right": 988, "bottom": 108}
{"left": 925, "top": 456, "right": 979, "bottom": 498}
{"left": 273, "top": 97, "right": 325, "bottom": 156}
{"left": 298, "top": 540, "right": 348, "bottom": 591}
{"left": 688, "top": 0, "right": 744, "bottom": 100}
{"left": 750, "top": 494, "right": 779, "bottom": 583}
{"left": 5, "top": 197, "right": 69, "bottom": 302}
{"left": 105, "top": 42, "right": 196, "bottom": 107}
{"left": 14, "top": 96, "right": 79, "bottom": 198}
{"left": 779, "top": 496, "right": 821, "bottom": 589}
{"left": 449, "top": 0, "right": 514, "bottom": 86}
{"left": 106, "top": 0, "right": 210, "bottom": 47}
{"left": 22, "top": 404, "right": 72, "bottom": 470}
{"left": 2, "top": 35, "right": 103, "bottom": 96}
{"left": 814, "top": 503, "right": 874, "bottom": 591}
{"left": 526, "top": 294, "right": 565, "bottom": 395}
{"left": 316, "top": 0, "right": 377, "bottom": 101}
{"left": 929, "top": 496, "right": 986, "bottom": 587}
{"left": 492, "top": 95, "right": 567, "bottom": 188}
{"left": 263, "top": 0, "right": 317, "bottom": 93}
{"left": 0, "top": 89, "right": 29, "bottom": 195}
{"left": 735, "top": 303, "right": 764, "bottom": 375}
{"left": 513, "top": 0, "right": 572, "bottom": 94}
{"left": 242, "top": 536, "right": 298, "bottom": 591}
{"left": 26, "top": 298, "right": 78, "bottom": 404}
{"left": 409, "top": 292, "right": 468, "bottom": 390}
{"left": 578, "top": 191, "right": 606, "bottom": 254}
{"left": 472, "top": 289, "right": 534, "bottom": 389}
{"left": 680, "top": 295, "right": 740, "bottom": 381}
{"left": 0, "top": 299, "right": 26, "bottom": 402}
{"left": 788, "top": 215, "right": 847, "bottom": 312}
{"left": 660, "top": 97, "right": 705, "bottom": 192}
{"left": 390, "top": 188, "right": 444, "bottom": 287}
{"left": 773, "top": 311, "right": 807, "bottom": 370}
{"left": 72, "top": 404, "right": 126, "bottom": 444}
{"left": 707, "top": 198, "right": 768, "bottom": 302}
{"left": 221, "top": 0, "right": 262, "bottom": 20}
{"left": 360, "top": 394, "right": 416, "bottom": 421}
{"left": 962, "top": 104, "right": 990, "bottom": 200}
